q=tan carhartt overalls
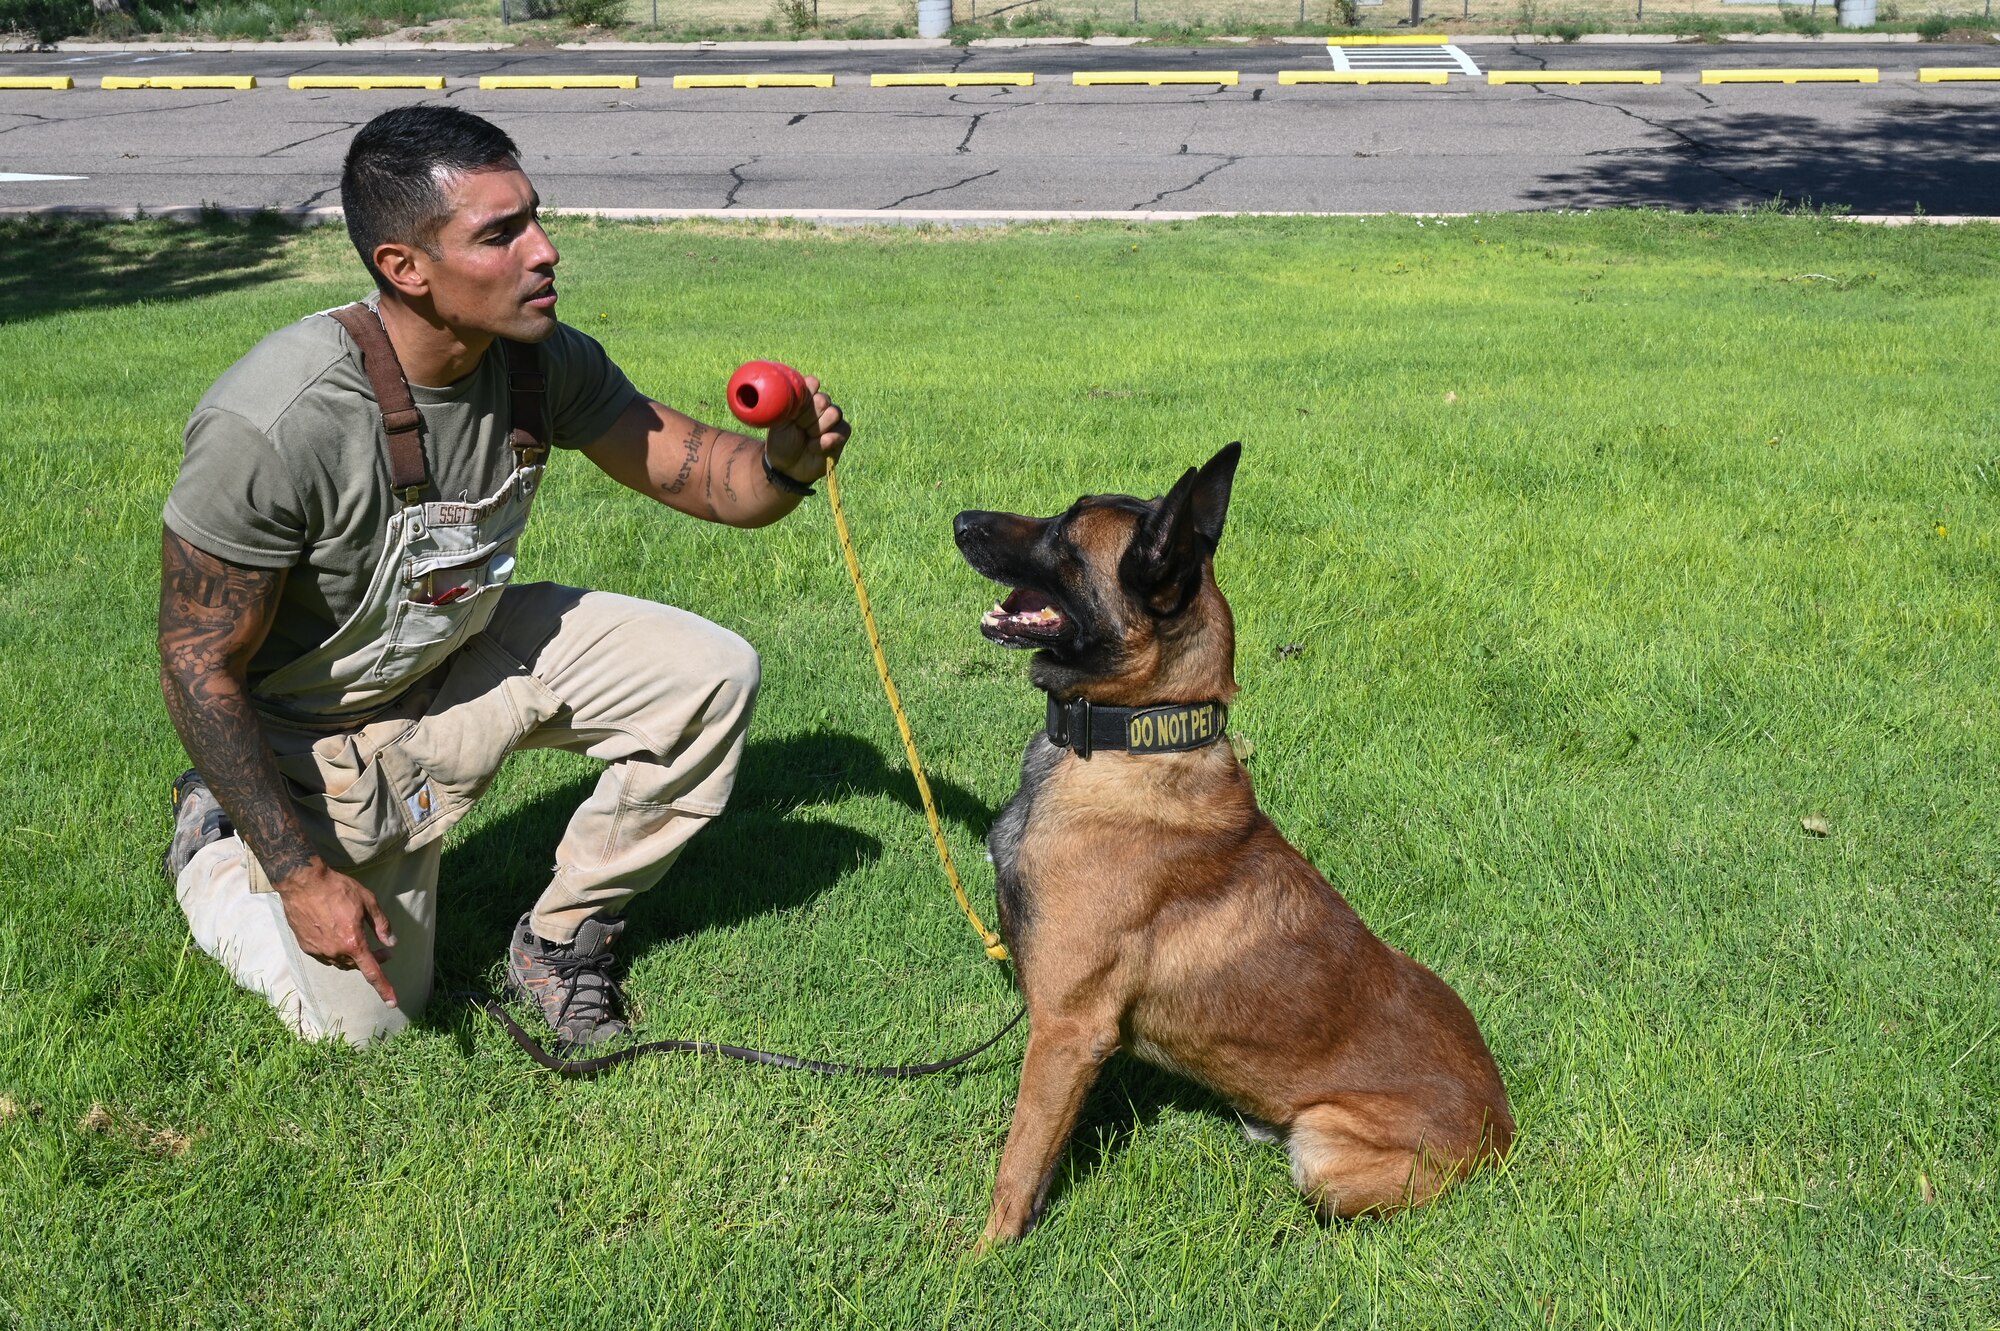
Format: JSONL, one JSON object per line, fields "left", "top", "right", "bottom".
{"left": 175, "top": 303, "right": 761, "bottom": 1046}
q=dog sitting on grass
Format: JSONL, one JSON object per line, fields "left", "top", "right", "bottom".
{"left": 953, "top": 443, "right": 1513, "bottom": 1247}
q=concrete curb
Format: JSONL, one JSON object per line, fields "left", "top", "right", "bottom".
{"left": 1456, "top": 30, "right": 1925, "bottom": 41}
{"left": 2, "top": 204, "right": 1991, "bottom": 225}
{"left": 12, "top": 30, "right": 1973, "bottom": 53}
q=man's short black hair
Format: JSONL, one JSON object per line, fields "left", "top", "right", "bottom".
{"left": 341, "top": 106, "right": 520, "bottom": 292}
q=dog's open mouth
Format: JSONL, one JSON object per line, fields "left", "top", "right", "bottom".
{"left": 981, "top": 587, "right": 1069, "bottom": 647}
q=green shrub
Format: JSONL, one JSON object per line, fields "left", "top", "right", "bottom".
{"left": 558, "top": 0, "right": 625, "bottom": 25}
{"left": 0, "top": 0, "right": 93, "bottom": 41}
{"left": 1916, "top": 12, "right": 1952, "bottom": 37}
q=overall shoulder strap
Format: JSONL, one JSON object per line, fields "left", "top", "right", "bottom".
{"left": 501, "top": 338, "right": 549, "bottom": 468}
{"left": 327, "top": 302, "right": 428, "bottom": 501}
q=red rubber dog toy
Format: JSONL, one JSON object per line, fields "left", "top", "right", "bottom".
{"left": 726, "top": 360, "right": 810, "bottom": 429}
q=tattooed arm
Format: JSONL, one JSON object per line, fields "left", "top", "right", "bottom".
{"left": 581, "top": 382, "right": 849, "bottom": 529}
{"left": 158, "top": 529, "right": 399, "bottom": 1005}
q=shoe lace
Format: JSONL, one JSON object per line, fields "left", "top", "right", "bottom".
{"left": 545, "top": 947, "right": 624, "bottom": 1030}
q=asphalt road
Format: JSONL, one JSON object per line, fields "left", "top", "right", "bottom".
{"left": 3, "top": 43, "right": 1996, "bottom": 215}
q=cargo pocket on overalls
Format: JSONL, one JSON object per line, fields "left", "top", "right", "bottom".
{"left": 268, "top": 715, "right": 424, "bottom": 874}
{"left": 375, "top": 632, "right": 563, "bottom": 854}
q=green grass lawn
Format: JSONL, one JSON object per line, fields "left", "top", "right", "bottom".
{"left": 1, "top": 212, "right": 1997, "bottom": 1328}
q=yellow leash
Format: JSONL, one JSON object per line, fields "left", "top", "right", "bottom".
{"left": 821, "top": 458, "right": 1009, "bottom": 963}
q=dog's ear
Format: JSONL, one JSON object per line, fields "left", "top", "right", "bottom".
{"left": 1121, "top": 443, "right": 1242, "bottom": 614}
{"left": 1188, "top": 442, "right": 1241, "bottom": 548}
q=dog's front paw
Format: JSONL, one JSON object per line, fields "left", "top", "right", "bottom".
{"left": 975, "top": 1203, "right": 1035, "bottom": 1254}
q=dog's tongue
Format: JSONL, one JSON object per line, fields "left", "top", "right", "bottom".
{"left": 982, "top": 586, "right": 1067, "bottom": 642}
{"left": 1001, "top": 588, "right": 1053, "bottom": 615}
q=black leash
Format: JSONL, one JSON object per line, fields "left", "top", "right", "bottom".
{"left": 458, "top": 991, "right": 1026, "bottom": 1080}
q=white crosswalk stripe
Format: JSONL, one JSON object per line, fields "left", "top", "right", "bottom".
{"left": 1326, "top": 43, "right": 1482, "bottom": 75}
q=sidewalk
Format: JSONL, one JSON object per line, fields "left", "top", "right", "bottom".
{"left": 11, "top": 30, "right": 1943, "bottom": 52}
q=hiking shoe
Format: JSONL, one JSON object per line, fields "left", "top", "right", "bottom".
{"left": 163, "top": 768, "right": 233, "bottom": 883}
{"left": 506, "top": 913, "right": 630, "bottom": 1049}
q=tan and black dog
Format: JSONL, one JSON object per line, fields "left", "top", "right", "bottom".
{"left": 953, "top": 442, "right": 1512, "bottom": 1247}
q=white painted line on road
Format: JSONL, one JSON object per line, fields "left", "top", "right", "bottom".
{"left": 0, "top": 172, "right": 86, "bottom": 181}
{"left": 1328, "top": 42, "right": 1480, "bottom": 75}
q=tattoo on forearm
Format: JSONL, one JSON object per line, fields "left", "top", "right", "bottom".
{"left": 721, "top": 445, "right": 739, "bottom": 505}
{"left": 158, "top": 531, "right": 319, "bottom": 884}
{"left": 663, "top": 422, "right": 709, "bottom": 495}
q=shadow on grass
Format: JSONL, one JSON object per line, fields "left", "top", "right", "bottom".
{"left": 0, "top": 214, "right": 299, "bottom": 324}
{"left": 1525, "top": 102, "right": 2000, "bottom": 214}
{"left": 1049, "top": 1056, "right": 1250, "bottom": 1215}
{"left": 432, "top": 728, "right": 995, "bottom": 983}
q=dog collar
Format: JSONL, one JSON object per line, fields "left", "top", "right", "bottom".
{"left": 1044, "top": 695, "right": 1229, "bottom": 759}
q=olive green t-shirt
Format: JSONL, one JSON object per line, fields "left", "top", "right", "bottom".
{"left": 163, "top": 302, "right": 641, "bottom": 683}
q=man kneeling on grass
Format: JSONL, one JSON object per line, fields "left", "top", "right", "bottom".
{"left": 158, "top": 105, "right": 848, "bottom": 1048}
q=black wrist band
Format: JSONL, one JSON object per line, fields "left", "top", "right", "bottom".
{"left": 762, "top": 451, "right": 816, "bottom": 497}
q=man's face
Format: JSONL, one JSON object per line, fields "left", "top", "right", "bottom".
{"left": 412, "top": 162, "right": 561, "bottom": 343}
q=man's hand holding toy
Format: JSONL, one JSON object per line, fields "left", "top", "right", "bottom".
{"left": 730, "top": 360, "right": 848, "bottom": 493}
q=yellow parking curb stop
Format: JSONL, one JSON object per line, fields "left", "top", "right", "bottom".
{"left": 1488, "top": 70, "right": 1660, "bottom": 85}
{"left": 1918, "top": 67, "right": 2000, "bottom": 82}
{"left": 673, "top": 73, "right": 835, "bottom": 89}
{"left": 1700, "top": 68, "right": 1878, "bottom": 84}
{"left": 289, "top": 75, "right": 447, "bottom": 90}
{"left": 478, "top": 74, "right": 638, "bottom": 90}
{"left": 1073, "top": 70, "right": 1240, "bottom": 86}
{"left": 870, "top": 72, "right": 1034, "bottom": 87}
{"left": 102, "top": 75, "right": 257, "bottom": 90}
{"left": 1279, "top": 70, "right": 1449, "bottom": 84}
